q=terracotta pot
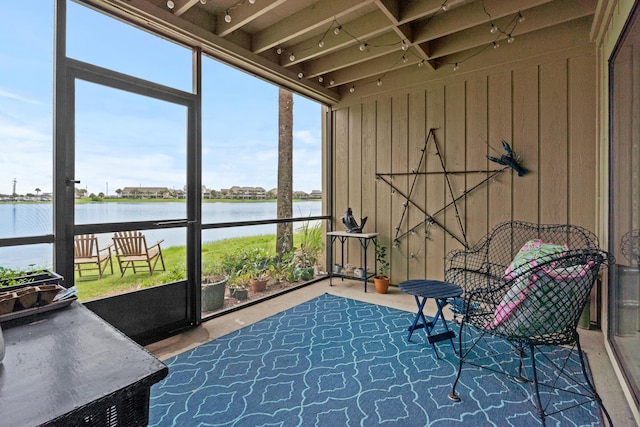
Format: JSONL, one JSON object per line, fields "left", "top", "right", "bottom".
{"left": 374, "top": 276, "right": 390, "bottom": 294}
{"left": 249, "top": 278, "right": 267, "bottom": 292}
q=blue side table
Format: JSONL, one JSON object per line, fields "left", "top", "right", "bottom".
{"left": 399, "top": 279, "right": 462, "bottom": 358}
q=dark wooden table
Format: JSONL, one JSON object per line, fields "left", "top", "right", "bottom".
{"left": 0, "top": 302, "right": 168, "bottom": 426}
{"left": 399, "top": 279, "right": 462, "bottom": 358}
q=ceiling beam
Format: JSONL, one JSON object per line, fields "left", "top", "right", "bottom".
{"left": 216, "top": 0, "right": 287, "bottom": 38}
{"left": 425, "top": 0, "right": 596, "bottom": 60}
{"left": 302, "top": 32, "right": 403, "bottom": 77}
{"left": 251, "top": 0, "right": 374, "bottom": 54}
{"left": 412, "top": 0, "right": 558, "bottom": 41}
{"left": 280, "top": 10, "right": 393, "bottom": 66}
{"left": 322, "top": 48, "right": 421, "bottom": 87}
{"left": 170, "top": 0, "right": 199, "bottom": 17}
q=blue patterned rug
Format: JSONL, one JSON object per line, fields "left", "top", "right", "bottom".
{"left": 149, "top": 293, "right": 604, "bottom": 426}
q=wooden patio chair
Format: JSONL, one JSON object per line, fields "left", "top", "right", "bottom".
{"left": 74, "top": 234, "right": 113, "bottom": 279}
{"left": 112, "top": 231, "right": 165, "bottom": 277}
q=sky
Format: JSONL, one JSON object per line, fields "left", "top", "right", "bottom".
{"left": 0, "top": 1, "right": 323, "bottom": 196}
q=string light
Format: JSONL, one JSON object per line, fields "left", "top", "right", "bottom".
{"left": 298, "top": 72, "right": 304, "bottom": 79}
{"left": 166, "top": 0, "right": 174, "bottom": 9}
{"left": 401, "top": 40, "right": 408, "bottom": 51}
{"left": 224, "top": 11, "right": 231, "bottom": 23}
{"left": 289, "top": 53, "right": 295, "bottom": 61}
{"left": 329, "top": 79, "right": 335, "bottom": 85}
{"left": 333, "top": 26, "right": 341, "bottom": 35}
{"left": 349, "top": 86, "right": 355, "bottom": 93}
{"left": 437, "top": 8, "right": 526, "bottom": 72}
{"left": 377, "top": 79, "right": 382, "bottom": 86}
{"left": 318, "top": 76, "right": 324, "bottom": 83}
{"left": 200, "top": 0, "right": 206, "bottom": 4}
{"left": 359, "top": 43, "right": 367, "bottom": 51}
{"left": 318, "top": 40, "right": 325, "bottom": 48}
{"left": 276, "top": 47, "right": 283, "bottom": 55}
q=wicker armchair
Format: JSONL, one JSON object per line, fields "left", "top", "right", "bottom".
{"left": 445, "top": 221, "right": 613, "bottom": 426}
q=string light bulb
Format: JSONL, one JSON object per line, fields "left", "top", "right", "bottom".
{"left": 276, "top": 47, "right": 282, "bottom": 55}
{"left": 418, "top": 60, "right": 425, "bottom": 67}
{"left": 224, "top": 11, "right": 231, "bottom": 23}
{"left": 289, "top": 53, "right": 295, "bottom": 61}
{"left": 167, "top": 0, "right": 174, "bottom": 9}
{"left": 377, "top": 79, "right": 382, "bottom": 86}
{"left": 517, "top": 12, "right": 525, "bottom": 23}
{"left": 333, "top": 26, "right": 341, "bottom": 35}
{"left": 298, "top": 72, "right": 304, "bottom": 79}
{"left": 507, "top": 34, "right": 515, "bottom": 43}
{"left": 401, "top": 40, "right": 408, "bottom": 51}
{"left": 200, "top": 0, "right": 206, "bottom": 4}
{"left": 441, "top": 2, "right": 448, "bottom": 11}
{"left": 359, "top": 43, "right": 367, "bottom": 51}
{"left": 493, "top": 41, "right": 499, "bottom": 49}
{"left": 349, "top": 86, "right": 355, "bottom": 93}
{"left": 329, "top": 79, "right": 335, "bottom": 85}
{"left": 249, "top": 0, "right": 256, "bottom": 3}
{"left": 318, "top": 40, "right": 325, "bottom": 48}
{"left": 490, "top": 24, "right": 497, "bottom": 34}
{"left": 453, "top": 63, "right": 459, "bottom": 71}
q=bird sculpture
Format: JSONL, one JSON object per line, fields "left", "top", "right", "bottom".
{"left": 342, "top": 207, "right": 367, "bottom": 233}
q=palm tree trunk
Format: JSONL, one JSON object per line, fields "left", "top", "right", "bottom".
{"left": 276, "top": 88, "right": 293, "bottom": 256}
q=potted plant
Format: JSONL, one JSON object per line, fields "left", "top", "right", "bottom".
{"left": 0, "top": 267, "right": 63, "bottom": 290}
{"left": 228, "top": 282, "right": 248, "bottom": 301}
{"left": 292, "top": 243, "right": 317, "bottom": 281}
{"left": 201, "top": 274, "right": 228, "bottom": 312}
{"left": 374, "top": 244, "right": 390, "bottom": 294}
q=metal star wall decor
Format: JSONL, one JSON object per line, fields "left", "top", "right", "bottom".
{"left": 376, "top": 128, "right": 511, "bottom": 250}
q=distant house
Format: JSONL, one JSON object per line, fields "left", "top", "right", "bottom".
{"left": 228, "top": 186, "right": 266, "bottom": 200}
{"left": 309, "top": 190, "right": 322, "bottom": 199}
{"left": 120, "top": 187, "right": 171, "bottom": 199}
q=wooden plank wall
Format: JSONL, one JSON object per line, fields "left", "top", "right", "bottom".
{"left": 330, "top": 51, "right": 597, "bottom": 284}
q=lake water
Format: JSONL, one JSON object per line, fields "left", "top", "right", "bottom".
{"left": 0, "top": 201, "right": 322, "bottom": 269}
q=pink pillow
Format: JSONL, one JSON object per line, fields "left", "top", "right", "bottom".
{"left": 488, "top": 240, "right": 568, "bottom": 328}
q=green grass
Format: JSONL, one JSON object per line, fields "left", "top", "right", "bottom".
{"left": 75, "top": 231, "right": 318, "bottom": 301}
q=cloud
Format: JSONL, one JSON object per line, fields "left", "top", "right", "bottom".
{"left": 0, "top": 88, "right": 43, "bottom": 105}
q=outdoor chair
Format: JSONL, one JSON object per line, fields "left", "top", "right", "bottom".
{"left": 112, "top": 231, "right": 165, "bottom": 277}
{"left": 74, "top": 234, "right": 113, "bottom": 279}
{"left": 445, "top": 221, "right": 613, "bottom": 426}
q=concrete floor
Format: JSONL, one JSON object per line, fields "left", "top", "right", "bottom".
{"left": 147, "top": 278, "right": 637, "bottom": 426}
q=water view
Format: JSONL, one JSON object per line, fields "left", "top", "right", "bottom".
{"left": 0, "top": 201, "right": 322, "bottom": 269}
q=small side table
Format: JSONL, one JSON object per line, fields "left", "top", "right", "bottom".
{"left": 399, "top": 279, "right": 462, "bottom": 358}
{"left": 327, "top": 231, "right": 378, "bottom": 292}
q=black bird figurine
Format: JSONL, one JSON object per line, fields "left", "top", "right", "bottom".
{"left": 486, "top": 140, "right": 529, "bottom": 177}
{"left": 342, "top": 207, "right": 367, "bottom": 233}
